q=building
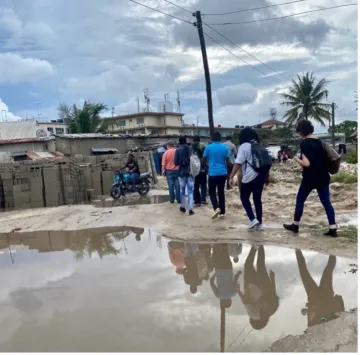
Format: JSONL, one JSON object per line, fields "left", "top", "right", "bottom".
{"left": 314, "top": 133, "right": 346, "bottom": 145}
{"left": 38, "top": 120, "right": 70, "bottom": 135}
{"left": 256, "top": 119, "right": 287, "bottom": 130}
{"left": 106, "top": 112, "right": 184, "bottom": 135}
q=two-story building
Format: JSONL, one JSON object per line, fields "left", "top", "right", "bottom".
{"left": 106, "top": 112, "right": 184, "bottom": 135}
{"left": 37, "top": 120, "right": 70, "bottom": 135}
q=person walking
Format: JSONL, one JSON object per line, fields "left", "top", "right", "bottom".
{"left": 229, "top": 127, "right": 268, "bottom": 230}
{"left": 203, "top": 131, "right": 231, "bottom": 219}
{"left": 174, "top": 136, "right": 195, "bottom": 216}
{"left": 192, "top": 135, "right": 208, "bottom": 207}
{"left": 283, "top": 120, "right": 337, "bottom": 236}
{"left": 162, "top": 141, "right": 180, "bottom": 204}
{"left": 224, "top": 136, "right": 237, "bottom": 190}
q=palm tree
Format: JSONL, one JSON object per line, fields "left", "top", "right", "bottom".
{"left": 58, "top": 101, "right": 108, "bottom": 133}
{"left": 281, "top": 72, "right": 331, "bottom": 126}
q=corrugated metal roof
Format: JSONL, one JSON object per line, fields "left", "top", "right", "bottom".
{"left": 0, "top": 137, "right": 54, "bottom": 145}
{"left": 91, "top": 148, "right": 118, "bottom": 153}
{"left": 56, "top": 133, "right": 147, "bottom": 139}
{"left": 26, "top": 151, "right": 64, "bottom": 160}
{"left": 11, "top": 151, "right": 27, "bottom": 157}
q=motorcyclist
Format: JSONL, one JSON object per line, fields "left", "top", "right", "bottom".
{"left": 124, "top": 154, "right": 140, "bottom": 191}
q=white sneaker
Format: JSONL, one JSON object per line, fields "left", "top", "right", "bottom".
{"left": 256, "top": 224, "right": 264, "bottom": 231}
{"left": 219, "top": 214, "right": 225, "bottom": 219}
{"left": 248, "top": 219, "right": 260, "bottom": 230}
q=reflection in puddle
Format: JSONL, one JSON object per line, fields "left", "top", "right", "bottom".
{"left": 0, "top": 227, "right": 357, "bottom": 352}
{"left": 93, "top": 195, "right": 170, "bottom": 208}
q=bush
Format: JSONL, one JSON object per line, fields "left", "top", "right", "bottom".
{"left": 346, "top": 151, "right": 358, "bottom": 164}
{"left": 331, "top": 172, "right": 358, "bottom": 184}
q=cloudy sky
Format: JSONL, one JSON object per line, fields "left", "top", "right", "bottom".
{"left": 0, "top": 0, "right": 358, "bottom": 131}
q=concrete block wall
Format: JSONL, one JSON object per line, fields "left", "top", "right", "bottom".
{"left": 0, "top": 152, "right": 157, "bottom": 211}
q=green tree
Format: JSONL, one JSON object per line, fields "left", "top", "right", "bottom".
{"left": 328, "top": 120, "right": 357, "bottom": 142}
{"left": 281, "top": 72, "right": 331, "bottom": 126}
{"left": 58, "top": 101, "right": 108, "bottom": 133}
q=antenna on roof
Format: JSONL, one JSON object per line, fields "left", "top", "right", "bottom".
{"left": 1, "top": 110, "right": 7, "bottom": 122}
{"left": 137, "top": 97, "right": 140, "bottom": 113}
{"left": 176, "top": 90, "right": 181, "bottom": 113}
{"left": 37, "top": 103, "right": 42, "bottom": 120}
{"left": 144, "top": 89, "right": 150, "bottom": 112}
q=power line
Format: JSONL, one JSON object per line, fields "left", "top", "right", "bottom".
{"left": 161, "top": 0, "right": 192, "bottom": 14}
{"left": 129, "top": 0, "right": 193, "bottom": 24}
{"left": 205, "top": 23, "right": 289, "bottom": 80}
{"left": 203, "top": 32, "right": 267, "bottom": 76}
{"left": 206, "top": 3, "right": 358, "bottom": 25}
{"left": 203, "top": 0, "right": 306, "bottom": 16}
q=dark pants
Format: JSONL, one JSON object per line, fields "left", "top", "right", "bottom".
{"left": 208, "top": 175, "right": 227, "bottom": 215}
{"left": 166, "top": 170, "right": 180, "bottom": 203}
{"left": 240, "top": 174, "right": 265, "bottom": 224}
{"left": 226, "top": 165, "right": 233, "bottom": 189}
{"left": 294, "top": 182, "right": 336, "bottom": 225}
{"left": 194, "top": 171, "right": 207, "bottom": 203}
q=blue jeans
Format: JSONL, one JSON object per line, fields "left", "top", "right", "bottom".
{"left": 179, "top": 176, "right": 194, "bottom": 210}
{"left": 166, "top": 170, "right": 180, "bottom": 203}
{"left": 294, "top": 182, "right": 336, "bottom": 225}
{"left": 129, "top": 173, "right": 139, "bottom": 189}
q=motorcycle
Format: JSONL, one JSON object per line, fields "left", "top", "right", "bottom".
{"left": 110, "top": 169, "right": 151, "bottom": 199}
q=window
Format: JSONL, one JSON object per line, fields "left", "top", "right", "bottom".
{"left": 47, "top": 127, "right": 54, "bottom": 133}
{"left": 151, "top": 129, "right": 160, "bottom": 135}
{"left": 66, "top": 128, "right": 70, "bottom": 134}
{"left": 56, "top": 128, "right": 64, "bottom": 134}
{"left": 117, "top": 120, "right": 126, "bottom": 127}
{"left": 136, "top": 117, "right": 144, "bottom": 125}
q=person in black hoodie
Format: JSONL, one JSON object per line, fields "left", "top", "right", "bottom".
{"left": 192, "top": 136, "right": 208, "bottom": 207}
{"left": 283, "top": 120, "right": 337, "bottom": 237}
{"left": 174, "top": 136, "right": 195, "bottom": 216}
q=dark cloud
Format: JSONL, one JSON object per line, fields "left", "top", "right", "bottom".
{"left": 171, "top": 0, "right": 330, "bottom": 49}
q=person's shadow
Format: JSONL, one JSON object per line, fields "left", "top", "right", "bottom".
{"left": 296, "top": 249, "right": 345, "bottom": 327}
{"left": 234, "top": 245, "right": 279, "bottom": 330}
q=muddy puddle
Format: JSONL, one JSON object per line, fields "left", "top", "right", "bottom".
{"left": 0, "top": 227, "right": 357, "bottom": 352}
{"left": 93, "top": 195, "right": 170, "bottom": 208}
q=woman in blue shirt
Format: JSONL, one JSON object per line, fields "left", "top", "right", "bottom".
{"left": 203, "top": 131, "right": 231, "bottom": 219}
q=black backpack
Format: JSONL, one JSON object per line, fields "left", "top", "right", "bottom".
{"left": 247, "top": 142, "right": 272, "bottom": 173}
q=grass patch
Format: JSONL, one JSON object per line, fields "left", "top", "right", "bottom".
{"left": 339, "top": 225, "right": 358, "bottom": 243}
{"left": 346, "top": 151, "right": 358, "bottom": 164}
{"left": 331, "top": 172, "right": 358, "bottom": 184}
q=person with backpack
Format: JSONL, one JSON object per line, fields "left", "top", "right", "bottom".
{"left": 174, "top": 136, "right": 195, "bottom": 216}
{"left": 203, "top": 131, "right": 231, "bottom": 219}
{"left": 229, "top": 127, "right": 271, "bottom": 230}
{"left": 192, "top": 135, "right": 208, "bottom": 207}
{"left": 283, "top": 120, "right": 337, "bottom": 237}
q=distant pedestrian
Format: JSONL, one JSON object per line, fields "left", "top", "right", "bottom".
{"left": 175, "top": 136, "right": 195, "bottom": 216}
{"left": 229, "top": 127, "right": 268, "bottom": 230}
{"left": 224, "top": 136, "right": 237, "bottom": 190}
{"left": 203, "top": 131, "right": 231, "bottom": 219}
{"left": 162, "top": 141, "right": 180, "bottom": 204}
{"left": 284, "top": 120, "right": 337, "bottom": 236}
{"left": 192, "top": 135, "right": 208, "bottom": 207}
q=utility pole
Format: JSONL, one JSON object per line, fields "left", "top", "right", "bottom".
{"left": 193, "top": 11, "right": 214, "bottom": 137}
{"left": 331, "top": 102, "right": 336, "bottom": 149}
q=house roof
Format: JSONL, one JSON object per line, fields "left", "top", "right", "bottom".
{"left": 105, "top": 111, "right": 184, "bottom": 122}
{"left": 0, "top": 121, "right": 46, "bottom": 140}
{"left": 260, "top": 119, "right": 286, "bottom": 126}
{"left": 0, "top": 137, "right": 54, "bottom": 145}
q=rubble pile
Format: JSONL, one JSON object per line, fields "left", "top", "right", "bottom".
{"left": 339, "top": 162, "right": 358, "bottom": 175}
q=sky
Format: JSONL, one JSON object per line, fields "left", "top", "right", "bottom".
{"left": 0, "top": 0, "right": 358, "bottom": 132}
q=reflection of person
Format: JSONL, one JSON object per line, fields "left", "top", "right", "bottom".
{"left": 296, "top": 249, "right": 344, "bottom": 327}
{"left": 234, "top": 246, "right": 279, "bottom": 330}
{"left": 227, "top": 243, "right": 242, "bottom": 263}
{"left": 183, "top": 243, "right": 202, "bottom": 294}
{"left": 168, "top": 241, "right": 185, "bottom": 274}
{"left": 210, "top": 244, "right": 236, "bottom": 309}
{"left": 199, "top": 243, "right": 214, "bottom": 275}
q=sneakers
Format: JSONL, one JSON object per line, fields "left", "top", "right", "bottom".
{"left": 248, "top": 219, "right": 260, "bottom": 230}
{"left": 324, "top": 229, "right": 338, "bottom": 238}
{"left": 219, "top": 214, "right": 225, "bottom": 219}
{"left": 283, "top": 223, "right": 299, "bottom": 234}
{"left": 180, "top": 207, "right": 186, "bottom": 213}
{"left": 189, "top": 210, "right": 195, "bottom": 216}
{"left": 201, "top": 200, "right": 208, "bottom": 205}
{"left": 212, "top": 208, "right": 221, "bottom": 220}
{"left": 256, "top": 224, "right": 264, "bottom": 231}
